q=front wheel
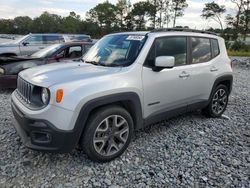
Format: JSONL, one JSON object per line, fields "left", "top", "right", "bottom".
{"left": 202, "top": 84, "right": 229, "bottom": 117}
{"left": 81, "top": 105, "right": 134, "bottom": 162}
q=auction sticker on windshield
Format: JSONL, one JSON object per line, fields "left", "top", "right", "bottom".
{"left": 126, "top": 35, "right": 145, "bottom": 41}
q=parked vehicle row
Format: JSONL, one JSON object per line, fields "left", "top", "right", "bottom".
{"left": 0, "top": 33, "right": 92, "bottom": 56}
{"left": 11, "top": 29, "right": 233, "bottom": 162}
{"left": 0, "top": 42, "right": 94, "bottom": 88}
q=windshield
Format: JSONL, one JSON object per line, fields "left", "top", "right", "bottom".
{"left": 83, "top": 34, "right": 147, "bottom": 67}
{"left": 31, "top": 44, "right": 62, "bottom": 58}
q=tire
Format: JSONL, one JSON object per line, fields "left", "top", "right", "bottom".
{"left": 202, "top": 84, "right": 229, "bottom": 118}
{"left": 81, "top": 105, "right": 134, "bottom": 162}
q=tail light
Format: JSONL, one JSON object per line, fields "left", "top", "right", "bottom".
{"left": 230, "top": 58, "right": 236, "bottom": 69}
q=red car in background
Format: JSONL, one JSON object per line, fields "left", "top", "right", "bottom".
{"left": 0, "top": 42, "right": 94, "bottom": 88}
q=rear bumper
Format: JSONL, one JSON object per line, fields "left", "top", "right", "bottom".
{"left": 0, "top": 75, "right": 17, "bottom": 88}
{"left": 11, "top": 99, "right": 79, "bottom": 153}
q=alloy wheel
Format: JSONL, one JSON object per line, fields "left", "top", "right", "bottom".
{"left": 212, "top": 88, "right": 228, "bottom": 115}
{"left": 93, "top": 115, "right": 129, "bottom": 156}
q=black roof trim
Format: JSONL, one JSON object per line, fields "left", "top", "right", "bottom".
{"left": 151, "top": 28, "right": 217, "bottom": 36}
{"left": 28, "top": 33, "right": 91, "bottom": 37}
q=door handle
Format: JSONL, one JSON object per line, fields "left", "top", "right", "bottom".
{"left": 39, "top": 47, "right": 44, "bottom": 49}
{"left": 210, "top": 66, "right": 218, "bottom": 72}
{"left": 179, "top": 71, "right": 190, "bottom": 78}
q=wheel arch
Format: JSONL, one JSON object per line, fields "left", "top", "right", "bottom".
{"left": 72, "top": 92, "right": 143, "bottom": 147}
{"left": 209, "top": 74, "right": 233, "bottom": 102}
{"left": 202, "top": 75, "right": 233, "bottom": 117}
{"left": 213, "top": 74, "right": 233, "bottom": 94}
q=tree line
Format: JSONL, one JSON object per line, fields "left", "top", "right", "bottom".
{"left": 0, "top": 0, "right": 249, "bottom": 39}
{"left": 202, "top": 0, "right": 249, "bottom": 40}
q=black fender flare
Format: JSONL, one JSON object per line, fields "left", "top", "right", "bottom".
{"left": 208, "top": 74, "right": 233, "bottom": 103}
{"left": 72, "top": 92, "right": 143, "bottom": 147}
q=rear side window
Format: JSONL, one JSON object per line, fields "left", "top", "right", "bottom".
{"left": 44, "top": 36, "right": 64, "bottom": 44}
{"left": 145, "top": 36, "right": 187, "bottom": 67}
{"left": 211, "top": 39, "right": 220, "bottom": 57}
{"left": 191, "top": 37, "right": 212, "bottom": 64}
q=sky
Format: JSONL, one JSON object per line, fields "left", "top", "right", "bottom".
{"left": 0, "top": 0, "right": 237, "bottom": 29}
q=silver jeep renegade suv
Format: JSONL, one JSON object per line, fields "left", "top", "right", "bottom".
{"left": 11, "top": 29, "right": 233, "bottom": 162}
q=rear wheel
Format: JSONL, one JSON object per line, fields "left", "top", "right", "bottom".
{"left": 81, "top": 105, "right": 134, "bottom": 162}
{"left": 202, "top": 84, "right": 229, "bottom": 117}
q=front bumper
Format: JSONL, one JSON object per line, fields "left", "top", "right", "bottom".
{"left": 11, "top": 100, "right": 79, "bottom": 153}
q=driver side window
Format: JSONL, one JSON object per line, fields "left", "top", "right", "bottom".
{"left": 24, "top": 36, "right": 44, "bottom": 45}
{"left": 57, "top": 49, "right": 66, "bottom": 58}
{"left": 145, "top": 36, "right": 187, "bottom": 67}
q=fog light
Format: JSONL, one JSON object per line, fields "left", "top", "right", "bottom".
{"left": 31, "top": 132, "right": 51, "bottom": 143}
{"left": 31, "top": 122, "right": 47, "bottom": 128}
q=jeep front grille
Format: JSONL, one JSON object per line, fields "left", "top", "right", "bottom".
{"left": 17, "top": 77, "right": 33, "bottom": 104}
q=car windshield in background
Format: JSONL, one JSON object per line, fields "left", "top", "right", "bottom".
{"left": 31, "top": 44, "right": 62, "bottom": 58}
{"left": 83, "top": 34, "right": 147, "bottom": 67}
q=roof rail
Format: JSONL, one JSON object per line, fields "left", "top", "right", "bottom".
{"left": 151, "top": 28, "right": 218, "bottom": 36}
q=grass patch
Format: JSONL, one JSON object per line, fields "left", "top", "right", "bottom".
{"left": 227, "top": 50, "right": 250, "bottom": 57}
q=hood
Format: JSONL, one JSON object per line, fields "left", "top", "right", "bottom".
{"left": 19, "top": 61, "right": 122, "bottom": 87}
{"left": 0, "top": 43, "right": 18, "bottom": 47}
{"left": 0, "top": 56, "right": 39, "bottom": 65}
{"left": 2, "top": 59, "right": 44, "bottom": 75}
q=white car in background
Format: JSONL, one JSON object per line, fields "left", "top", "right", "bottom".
{"left": 0, "top": 33, "right": 92, "bottom": 56}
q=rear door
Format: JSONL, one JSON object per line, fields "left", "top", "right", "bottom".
{"left": 186, "top": 37, "right": 218, "bottom": 108}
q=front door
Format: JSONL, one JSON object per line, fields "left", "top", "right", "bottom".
{"left": 142, "top": 36, "right": 194, "bottom": 119}
{"left": 19, "top": 35, "right": 45, "bottom": 55}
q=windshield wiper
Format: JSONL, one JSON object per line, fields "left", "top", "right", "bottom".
{"left": 84, "top": 60, "right": 107, "bottom": 66}
{"left": 85, "top": 60, "right": 98, "bottom": 65}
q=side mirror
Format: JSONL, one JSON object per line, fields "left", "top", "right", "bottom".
{"left": 22, "top": 42, "right": 29, "bottom": 46}
{"left": 153, "top": 56, "right": 175, "bottom": 71}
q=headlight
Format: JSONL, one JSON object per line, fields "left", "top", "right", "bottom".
{"left": 41, "top": 88, "right": 50, "bottom": 105}
{"left": 0, "top": 67, "right": 4, "bottom": 75}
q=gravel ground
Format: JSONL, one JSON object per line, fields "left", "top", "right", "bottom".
{"left": 0, "top": 64, "right": 249, "bottom": 187}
